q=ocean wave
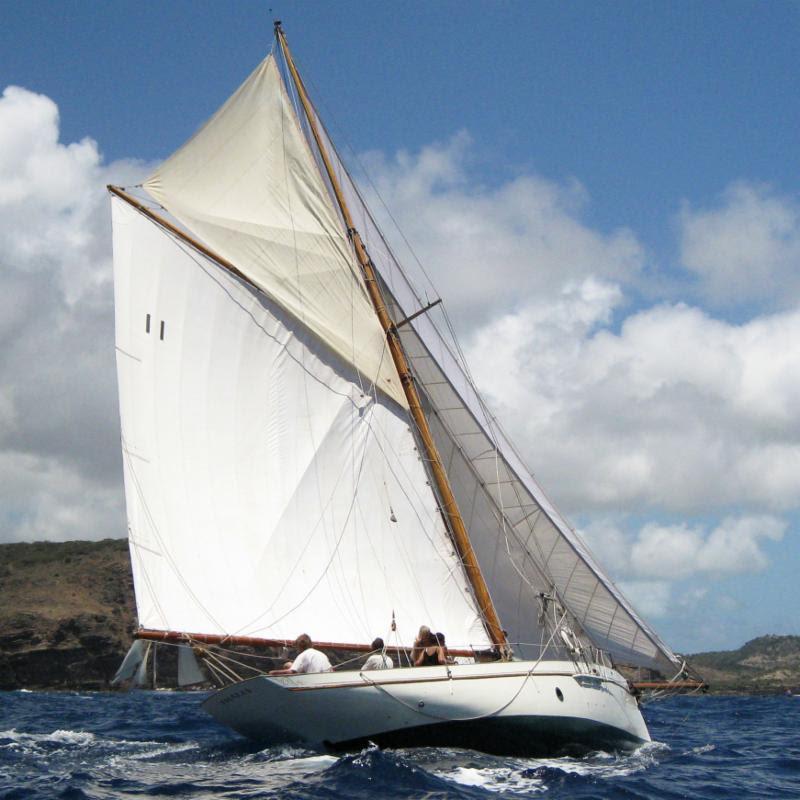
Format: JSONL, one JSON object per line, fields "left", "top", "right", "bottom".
{"left": 0, "top": 728, "right": 97, "bottom": 748}
{"left": 433, "top": 740, "right": 670, "bottom": 794}
{"left": 1, "top": 693, "right": 795, "bottom": 799}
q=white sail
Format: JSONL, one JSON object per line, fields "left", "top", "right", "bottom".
{"left": 112, "top": 196, "right": 491, "bottom": 651}
{"left": 143, "top": 56, "right": 405, "bottom": 409}
{"left": 177, "top": 645, "right": 207, "bottom": 687}
{"left": 111, "top": 639, "right": 148, "bottom": 685}
{"left": 297, "top": 104, "right": 680, "bottom": 673}
{"left": 133, "top": 642, "right": 151, "bottom": 688}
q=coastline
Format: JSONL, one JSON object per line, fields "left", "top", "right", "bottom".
{"left": 1, "top": 539, "right": 797, "bottom": 694}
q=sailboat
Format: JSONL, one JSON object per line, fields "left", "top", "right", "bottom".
{"left": 109, "top": 22, "right": 697, "bottom": 756}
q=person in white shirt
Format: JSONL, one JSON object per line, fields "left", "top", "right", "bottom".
{"left": 361, "top": 637, "right": 394, "bottom": 671}
{"left": 269, "top": 634, "right": 333, "bottom": 675}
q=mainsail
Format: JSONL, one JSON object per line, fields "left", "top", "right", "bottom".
{"left": 112, "top": 38, "right": 681, "bottom": 674}
{"left": 112, "top": 193, "right": 490, "bottom": 650}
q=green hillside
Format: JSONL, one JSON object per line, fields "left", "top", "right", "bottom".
{"left": 686, "top": 635, "right": 800, "bottom": 693}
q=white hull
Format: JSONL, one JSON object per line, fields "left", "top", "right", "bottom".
{"left": 203, "top": 660, "right": 649, "bottom": 756}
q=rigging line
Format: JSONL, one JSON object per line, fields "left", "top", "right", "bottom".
{"left": 430, "top": 309, "right": 573, "bottom": 618}
{"left": 202, "top": 658, "right": 230, "bottom": 687}
{"left": 229, "top": 373, "right": 400, "bottom": 639}
{"left": 127, "top": 522, "right": 169, "bottom": 632}
{"left": 275, "top": 59, "right": 529, "bottom": 538}
{"left": 201, "top": 650, "right": 243, "bottom": 684}
{"left": 199, "top": 650, "right": 268, "bottom": 677}
{"left": 330, "top": 412, "right": 378, "bottom": 644}
{"left": 392, "top": 390, "right": 494, "bottom": 636}
{"left": 358, "top": 415, "right": 491, "bottom": 637}
{"left": 335, "top": 242, "right": 383, "bottom": 640}
{"left": 291, "top": 60, "right": 485, "bottom": 427}
{"left": 284, "top": 49, "right": 489, "bottom": 461}
{"left": 119, "top": 454, "right": 169, "bottom": 630}
{"left": 280, "top": 46, "right": 527, "bottom": 649}
{"left": 193, "top": 644, "right": 286, "bottom": 663}
{"left": 230, "top": 375, "right": 413, "bottom": 638}
{"left": 275, "top": 58, "right": 407, "bottom": 630}
{"left": 421, "top": 383, "right": 555, "bottom": 611}
{"left": 391, "top": 270, "right": 631, "bottom": 653}
{"left": 348, "top": 449, "right": 445, "bottom": 638}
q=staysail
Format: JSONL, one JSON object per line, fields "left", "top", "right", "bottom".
{"left": 288, "top": 65, "right": 680, "bottom": 674}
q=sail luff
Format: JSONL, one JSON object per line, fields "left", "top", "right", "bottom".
{"left": 275, "top": 23, "right": 507, "bottom": 653}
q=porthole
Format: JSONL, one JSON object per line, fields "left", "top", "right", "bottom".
{"left": 555, "top": 687, "right": 564, "bottom": 702}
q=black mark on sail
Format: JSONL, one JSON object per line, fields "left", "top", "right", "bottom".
{"left": 160, "top": 321, "right": 165, "bottom": 341}
{"left": 145, "top": 314, "right": 151, "bottom": 333}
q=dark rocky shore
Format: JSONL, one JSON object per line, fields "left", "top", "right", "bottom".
{"left": 1, "top": 538, "right": 798, "bottom": 692}
{"left": 0, "top": 539, "right": 136, "bottom": 689}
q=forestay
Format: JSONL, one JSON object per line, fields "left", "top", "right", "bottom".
{"left": 296, "top": 102, "right": 680, "bottom": 674}
{"left": 111, "top": 196, "right": 491, "bottom": 651}
{"left": 143, "top": 56, "right": 405, "bottom": 409}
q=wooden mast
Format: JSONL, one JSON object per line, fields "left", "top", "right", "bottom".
{"left": 275, "top": 22, "right": 508, "bottom": 654}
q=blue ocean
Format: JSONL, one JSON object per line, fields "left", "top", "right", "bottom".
{"left": 1, "top": 691, "right": 798, "bottom": 799}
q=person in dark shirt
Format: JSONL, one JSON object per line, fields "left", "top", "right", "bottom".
{"left": 414, "top": 629, "right": 445, "bottom": 666}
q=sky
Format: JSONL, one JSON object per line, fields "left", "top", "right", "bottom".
{"left": 1, "top": 0, "right": 799, "bottom": 655}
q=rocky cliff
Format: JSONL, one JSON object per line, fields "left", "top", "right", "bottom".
{"left": 0, "top": 539, "right": 136, "bottom": 690}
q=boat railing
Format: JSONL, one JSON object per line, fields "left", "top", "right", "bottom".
{"left": 122, "top": 635, "right": 624, "bottom": 689}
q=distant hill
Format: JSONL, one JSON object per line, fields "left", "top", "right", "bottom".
{"left": 686, "top": 635, "right": 800, "bottom": 693}
{"left": 0, "top": 539, "right": 136, "bottom": 690}
{"left": 1, "top": 539, "right": 798, "bottom": 692}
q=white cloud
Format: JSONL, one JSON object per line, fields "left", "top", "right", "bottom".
{"left": 0, "top": 86, "right": 149, "bottom": 543}
{"left": 465, "top": 298, "right": 800, "bottom": 515}
{"left": 697, "top": 515, "right": 786, "bottom": 574}
{"left": 617, "top": 581, "right": 672, "bottom": 619}
{"left": 582, "top": 515, "right": 787, "bottom": 582}
{"left": 679, "top": 182, "right": 800, "bottom": 310}
{"left": 630, "top": 523, "right": 705, "bottom": 580}
{"left": 361, "top": 133, "right": 644, "bottom": 326}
